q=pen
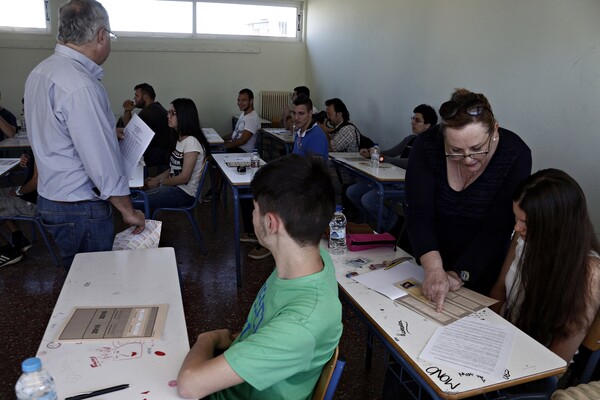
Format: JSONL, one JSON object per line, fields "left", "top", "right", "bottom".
{"left": 65, "top": 384, "right": 130, "bottom": 400}
{"left": 383, "top": 256, "right": 413, "bottom": 270}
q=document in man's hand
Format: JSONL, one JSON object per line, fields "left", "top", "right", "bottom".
{"left": 120, "top": 114, "right": 155, "bottom": 180}
{"left": 57, "top": 304, "right": 169, "bottom": 342}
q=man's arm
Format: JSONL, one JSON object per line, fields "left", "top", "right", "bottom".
{"left": 108, "top": 195, "right": 145, "bottom": 234}
{"left": 177, "top": 329, "right": 244, "bottom": 399}
{"left": 225, "top": 130, "right": 253, "bottom": 149}
{"left": 0, "top": 114, "right": 17, "bottom": 138}
{"left": 122, "top": 99, "right": 135, "bottom": 126}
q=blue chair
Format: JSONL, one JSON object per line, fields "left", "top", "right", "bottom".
{"left": 0, "top": 215, "right": 61, "bottom": 268}
{"left": 312, "top": 346, "right": 346, "bottom": 400}
{"left": 151, "top": 161, "right": 210, "bottom": 255}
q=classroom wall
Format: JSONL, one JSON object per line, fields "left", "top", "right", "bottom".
{"left": 0, "top": 0, "right": 306, "bottom": 135}
{"left": 305, "top": 0, "right": 600, "bottom": 236}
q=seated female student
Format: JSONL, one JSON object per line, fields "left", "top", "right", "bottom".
{"left": 490, "top": 169, "right": 600, "bottom": 362}
{"left": 140, "top": 98, "right": 210, "bottom": 215}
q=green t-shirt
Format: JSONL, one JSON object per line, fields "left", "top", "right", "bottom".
{"left": 211, "top": 247, "right": 343, "bottom": 400}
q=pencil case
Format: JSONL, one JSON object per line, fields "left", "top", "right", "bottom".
{"left": 347, "top": 233, "right": 397, "bottom": 252}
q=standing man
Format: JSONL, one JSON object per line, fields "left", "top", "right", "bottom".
{"left": 324, "top": 98, "right": 360, "bottom": 153}
{"left": 177, "top": 154, "right": 342, "bottom": 399}
{"left": 0, "top": 91, "right": 18, "bottom": 138}
{"left": 122, "top": 83, "right": 173, "bottom": 175}
{"left": 346, "top": 104, "right": 437, "bottom": 233}
{"left": 25, "top": 0, "right": 145, "bottom": 269}
{"left": 223, "top": 88, "right": 260, "bottom": 152}
{"left": 291, "top": 94, "right": 328, "bottom": 160}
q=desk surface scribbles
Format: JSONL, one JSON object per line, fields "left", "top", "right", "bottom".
{"left": 326, "top": 244, "right": 566, "bottom": 399}
{"left": 36, "top": 248, "right": 189, "bottom": 400}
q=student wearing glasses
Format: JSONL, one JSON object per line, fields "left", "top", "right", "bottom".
{"left": 139, "top": 98, "right": 210, "bottom": 216}
{"left": 405, "top": 88, "right": 531, "bottom": 312}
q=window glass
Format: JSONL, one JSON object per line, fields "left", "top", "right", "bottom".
{"left": 196, "top": 2, "right": 298, "bottom": 38}
{"left": 0, "top": 0, "right": 47, "bottom": 30}
{"left": 99, "top": 0, "right": 193, "bottom": 34}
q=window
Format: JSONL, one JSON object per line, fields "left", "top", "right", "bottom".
{"left": 0, "top": 0, "right": 48, "bottom": 32}
{"left": 100, "top": 0, "right": 303, "bottom": 41}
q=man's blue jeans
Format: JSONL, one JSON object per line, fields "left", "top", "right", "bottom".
{"left": 132, "top": 186, "right": 194, "bottom": 217}
{"left": 346, "top": 181, "right": 398, "bottom": 232}
{"left": 37, "top": 196, "right": 114, "bottom": 270}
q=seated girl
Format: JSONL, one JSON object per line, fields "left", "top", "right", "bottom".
{"left": 140, "top": 98, "right": 211, "bottom": 215}
{"left": 490, "top": 169, "right": 600, "bottom": 362}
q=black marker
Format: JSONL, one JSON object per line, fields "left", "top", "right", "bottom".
{"left": 65, "top": 384, "right": 130, "bottom": 400}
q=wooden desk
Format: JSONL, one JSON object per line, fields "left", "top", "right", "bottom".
{"left": 35, "top": 248, "right": 189, "bottom": 399}
{"left": 329, "top": 152, "right": 406, "bottom": 232}
{"left": 212, "top": 153, "right": 265, "bottom": 287}
{"left": 327, "top": 245, "right": 566, "bottom": 399}
{"left": 261, "top": 128, "right": 294, "bottom": 158}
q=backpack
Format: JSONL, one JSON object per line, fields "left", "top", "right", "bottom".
{"left": 332, "top": 121, "right": 375, "bottom": 149}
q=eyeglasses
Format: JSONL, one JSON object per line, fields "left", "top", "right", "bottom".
{"left": 103, "top": 28, "right": 117, "bottom": 42}
{"left": 167, "top": 109, "right": 176, "bottom": 117}
{"left": 439, "top": 98, "right": 493, "bottom": 121}
{"left": 445, "top": 134, "right": 493, "bottom": 161}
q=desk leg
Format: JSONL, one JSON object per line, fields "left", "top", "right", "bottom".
{"left": 209, "top": 160, "right": 217, "bottom": 231}
{"left": 233, "top": 187, "right": 242, "bottom": 287}
{"left": 376, "top": 182, "right": 385, "bottom": 232}
{"left": 366, "top": 330, "right": 374, "bottom": 370}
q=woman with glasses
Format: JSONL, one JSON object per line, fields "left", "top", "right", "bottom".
{"left": 489, "top": 169, "right": 600, "bottom": 362}
{"left": 404, "top": 88, "right": 531, "bottom": 311}
{"left": 138, "top": 98, "right": 210, "bottom": 216}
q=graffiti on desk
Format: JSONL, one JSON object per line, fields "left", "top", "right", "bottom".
{"left": 503, "top": 369, "right": 511, "bottom": 380}
{"left": 425, "top": 366, "right": 461, "bottom": 390}
{"left": 396, "top": 320, "right": 411, "bottom": 337}
{"left": 457, "top": 371, "right": 486, "bottom": 383}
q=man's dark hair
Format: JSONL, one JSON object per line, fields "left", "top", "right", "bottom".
{"left": 239, "top": 88, "right": 254, "bottom": 100}
{"left": 314, "top": 110, "right": 327, "bottom": 124}
{"left": 293, "top": 93, "right": 313, "bottom": 112}
{"left": 294, "top": 86, "right": 310, "bottom": 97}
{"left": 325, "top": 98, "right": 350, "bottom": 122}
{"left": 251, "top": 154, "right": 335, "bottom": 246}
{"left": 134, "top": 83, "right": 156, "bottom": 101}
{"left": 413, "top": 104, "right": 437, "bottom": 126}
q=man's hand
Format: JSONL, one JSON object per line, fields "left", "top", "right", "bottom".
{"left": 123, "top": 99, "right": 135, "bottom": 112}
{"left": 123, "top": 209, "right": 145, "bottom": 234}
{"left": 422, "top": 267, "right": 450, "bottom": 312}
{"left": 116, "top": 127, "right": 125, "bottom": 140}
{"left": 359, "top": 148, "right": 371, "bottom": 158}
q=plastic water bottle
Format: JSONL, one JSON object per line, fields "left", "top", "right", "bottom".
{"left": 250, "top": 149, "right": 260, "bottom": 176}
{"left": 15, "top": 357, "right": 57, "bottom": 400}
{"left": 329, "top": 206, "right": 347, "bottom": 255}
{"left": 370, "top": 143, "right": 380, "bottom": 168}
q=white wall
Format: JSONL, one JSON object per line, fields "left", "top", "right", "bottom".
{"left": 0, "top": 0, "right": 306, "bottom": 135}
{"left": 306, "top": 0, "right": 600, "bottom": 235}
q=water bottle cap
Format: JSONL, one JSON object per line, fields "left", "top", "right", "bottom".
{"left": 22, "top": 357, "right": 42, "bottom": 373}
{"left": 335, "top": 205, "right": 343, "bottom": 212}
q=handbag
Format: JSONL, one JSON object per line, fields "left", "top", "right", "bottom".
{"left": 347, "top": 232, "right": 397, "bottom": 252}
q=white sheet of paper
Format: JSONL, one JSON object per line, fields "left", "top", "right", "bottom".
{"left": 419, "top": 317, "right": 515, "bottom": 378}
{"left": 352, "top": 261, "right": 425, "bottom": 300}
{"left": 121, "top": 114, "right": 154, "bottom": 180}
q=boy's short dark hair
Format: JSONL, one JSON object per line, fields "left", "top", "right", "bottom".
{"left": 293, "top": 93, "right": 313, "bottom": 112}
{"left": 294, "top": 86, "right": 310, "bottom": 97}
{"left": 239, "top": 88, "right": 254, "bottom": 100}
{"left": 251, "top": 154, "right": 335, "bottom": 246}
{"left": 413, "top": 104, "right": 437, "bottom": 126}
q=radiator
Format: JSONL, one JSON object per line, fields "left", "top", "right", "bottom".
{"left": 260, "top": 91, "right": 292, "bottom": 126}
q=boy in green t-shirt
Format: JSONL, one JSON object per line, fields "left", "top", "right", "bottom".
{"left": 177, "top": 154, "right": 343, "bottom": 400}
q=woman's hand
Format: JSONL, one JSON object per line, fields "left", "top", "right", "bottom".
{"left": 422, "top": 267, "right": 450, "bottom": 312}
{"left": 446, "top": 271, "right": 464, "bottom": 292}
{"left": 145, "top": 177, "right": 160, "bottom": 189}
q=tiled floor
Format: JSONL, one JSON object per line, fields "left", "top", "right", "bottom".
{"left": 0, "top": 194, "right": 388, "bottom": 399}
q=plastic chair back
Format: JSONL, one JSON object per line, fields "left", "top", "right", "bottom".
{"left": 312, "top": 347, "right": 346, "bottom": 400}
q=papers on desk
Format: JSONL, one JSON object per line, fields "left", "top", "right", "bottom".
{"left": 113, "top": 220, "right": 162, "bottom": 250}
{"left": 0, "top": 158, "right": 20, "bottom": 176}
{"left": 120, "top": 114, "right": 154, "bottom": 181}
{"left": 352, "top": 261, "right": 425, "bottom": 300}
{"left": 419, "top": 317, "right": 515, "bottom": 379}
{"left": 57, "top": 304, "right": 169, "bottom": 342}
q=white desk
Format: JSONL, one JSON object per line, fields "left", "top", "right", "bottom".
{"left": 261, "top": 128, "right": 294, "bottom": 157}
{"left": 202, "top": 128, "right": 226, "bottom": 152}
{"left": 327, "top": 245, "right": 566, "bottom": 399}
{"left": 329, "top": 152, "right": 406, "bottom": 232}
{"left": 212, "top": 153, "right": 265, "bottom": 287}
{"left": 35, "top": 248, "right": 189, "bottom": 400}
{"left": 0, "top": 158, "right": 21, "bottom": 177}
{"left": 0, "top": 132, "right": 30, "bottom": 149}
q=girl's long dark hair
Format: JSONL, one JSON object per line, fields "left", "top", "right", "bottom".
{"left": 171, "top": 98, "right": 211, "bottom": 159}
{"left": 507, "top": 169, "right": 599, "bottom": 344}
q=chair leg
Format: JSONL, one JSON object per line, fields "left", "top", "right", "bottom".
{"left": 186, "top": 211, "right": 207, "bottom": 255}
